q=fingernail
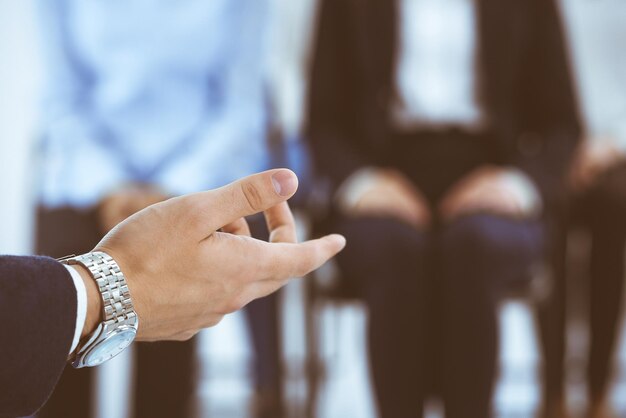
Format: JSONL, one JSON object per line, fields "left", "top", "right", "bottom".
{"left": 272, "top": 170, "right": 298, "bottom": 197}
{"left": 331, "top": 234, "right": 347, "bottom": 249}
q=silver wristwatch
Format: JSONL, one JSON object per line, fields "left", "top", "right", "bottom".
{"left": 61, "top": 251, "right": 139, "bottom": 368}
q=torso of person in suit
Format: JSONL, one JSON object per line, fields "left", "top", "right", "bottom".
{"left": 307, "top": 0, "right": 581, "bottom": 221}
{"left": 385, "top": 0, "right": 490, "bottom": 204}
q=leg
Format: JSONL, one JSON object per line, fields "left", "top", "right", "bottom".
{"left": 334, "top": 217, "right": 428, "bottom": 418}
{"left": 586, "top": 169, "right": 626, "bottom": 410}
{"left": 537, "top": 218, "right": 568, "bottom": 418}
{"left": 245, "top": 295, "right": 283, "bottom": 417}
{"left": 439, "top": 214, "right": 544, "bottom": 418}
{"left": 134, "top": 340, "right": 197, "bottom": 418}
{"left": 244, "top": 216, "right": 284, "bottom": 418}
{"left": 36, "top": 207, "right": 102, "bottom": 418}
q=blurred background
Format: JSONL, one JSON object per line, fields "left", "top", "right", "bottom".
{"left": 1, "top": 0, "right": 625, "bottom": 417}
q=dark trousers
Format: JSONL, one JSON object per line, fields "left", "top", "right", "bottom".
{"left": 574, "top": 163, "right": 626, "bottom": 402}
{"left": 329, "top": 131, "right": 546, "bottom": 417}
{"left": 35, "top": 208, "right": 282, "bottom": 418}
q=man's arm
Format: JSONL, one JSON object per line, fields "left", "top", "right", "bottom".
{"left": 0, "top": 169, "right": 345, "bottom": 416}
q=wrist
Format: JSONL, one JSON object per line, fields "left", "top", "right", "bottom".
{"left": 71, "top": 265, "right": 103, "bottom": 339}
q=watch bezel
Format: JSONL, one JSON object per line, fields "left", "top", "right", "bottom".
{"left": 77, "top": 325, "right": 137, "bottom": 368}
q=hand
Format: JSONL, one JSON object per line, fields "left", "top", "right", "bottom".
{"left": 570, "top": 138, "right": 625, "bottom": 192}
{"left": 97, "top": 184, "right": 169, "bottom": 233}
{"left": 439, "top": 166, "right": 540, "bottom": 222}
{"left": 337, "top": 168, "right": 431, "bottom": 229}
{"left": 78, "top": 169, "right": 346, "bottom": 341}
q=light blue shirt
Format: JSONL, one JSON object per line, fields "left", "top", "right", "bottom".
{"left": 36, "top": 0, "right": 271, "bottom": 208}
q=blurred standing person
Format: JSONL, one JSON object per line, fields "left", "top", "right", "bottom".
{"left": 34, "top": 0, "right": 285, "bottom": 417}
{"left": 306, "top": 0, "right": 580, "bottom": 417}
{"left": 558, "top": 2, "right": 626, "bottom": 416}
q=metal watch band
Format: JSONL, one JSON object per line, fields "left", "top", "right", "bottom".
{"left": 62, "top": 251, "right": 138, "bottom": 328}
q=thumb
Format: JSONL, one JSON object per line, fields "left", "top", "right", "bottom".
{"left": 186, "top": 169, "right": 299, "bottom": 234}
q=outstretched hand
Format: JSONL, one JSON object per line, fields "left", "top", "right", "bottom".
{"left": 77, "top": 169, "right": 345, "bottom": 341}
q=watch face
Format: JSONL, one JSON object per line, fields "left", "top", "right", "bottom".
{"left": 83, "top": 328, "right": 136, "bottom": 367}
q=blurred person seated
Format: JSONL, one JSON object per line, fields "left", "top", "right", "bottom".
{"left": 555, "top": 3, "right": 626, "bottom": 416}
{"left": 306, "top": 0, "right": 580, "bottom": 417}
{"left": 34, "top": 0, "right": 285, "bottom": 417}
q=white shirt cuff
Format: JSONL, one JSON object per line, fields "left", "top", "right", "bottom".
{"left": 64, "top": 265, "right": 88, "bottom": 355}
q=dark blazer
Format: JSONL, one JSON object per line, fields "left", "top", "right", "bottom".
{"left": 306, "top": 0, "right": 581, "bottom": 214}
{"left": 0, "top": 256, "right": 76, "bottom": 418}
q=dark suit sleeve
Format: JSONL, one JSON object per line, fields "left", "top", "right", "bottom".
{"left": 0, "top": 256, "right": 76, "bottom": 418}
{"left": 513, "top": 0, "right": 582, "bottom": 211}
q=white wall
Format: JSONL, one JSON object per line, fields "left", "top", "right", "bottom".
{"left": 0, "top": 0, "right": 41, "bottom": 254}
